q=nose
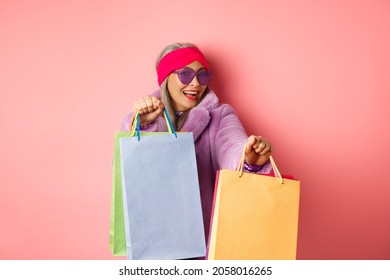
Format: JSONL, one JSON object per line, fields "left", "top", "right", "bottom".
{"left": 189, "top": 74, "right": 200, "bottom": 86}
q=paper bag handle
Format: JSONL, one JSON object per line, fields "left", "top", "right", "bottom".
{"left": 130, "top": 108, "right": 177, "bottom": 140}
{"left": 237, "top": 146, "right": 284, "bottom": 184}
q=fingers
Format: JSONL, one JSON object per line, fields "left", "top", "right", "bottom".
{"left": 154, "top": 99, "right": 164, "bottom": 114}
{"left": 245, "top": 135, "right": 272, "bottom": 166}
{"left": 154, "top": 100, "right": 164, "bottom": 116}
{"left": 133, "top": 96, "right": 165, "bottom": 127}
{"left": 245, "top": 135, "right": 257, "bottom": 153}
{"left": 246, "top": 135, "right": 272, "bottom": 155}
{"left": 258, "top": 138, "right": 272, "bottom": 155}
{"left": 133, "top": 96, "right": 161, "bottom": 114}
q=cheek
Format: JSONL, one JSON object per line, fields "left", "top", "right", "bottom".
{"left": 167, "top": 76, "right": 184, "bottom": 94}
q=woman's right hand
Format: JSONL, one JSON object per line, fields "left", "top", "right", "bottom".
{"left": 133, "top": 96, "right": 164, "bottom": 127}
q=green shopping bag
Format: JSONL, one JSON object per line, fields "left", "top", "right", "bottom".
{"left": 109, "top": 131, "right": 130, "bottom": 256}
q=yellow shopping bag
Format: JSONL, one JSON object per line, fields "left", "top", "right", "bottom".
{"left": 207, "top": 148, "right": 300, "bottom": 260}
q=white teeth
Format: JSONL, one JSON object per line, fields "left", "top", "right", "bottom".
{"left": 183, "top": 91, "right": 198, "bottom": 95}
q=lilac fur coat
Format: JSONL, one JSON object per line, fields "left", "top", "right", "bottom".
{"left": 121, "top": 89, "right": 271, "bottom": 242}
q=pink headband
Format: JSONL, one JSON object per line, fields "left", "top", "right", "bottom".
{"left": 157, "top": 47, "right": 209, "bottom": 86}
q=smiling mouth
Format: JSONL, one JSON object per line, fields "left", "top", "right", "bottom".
{"left": 183, "top": 90, "right": 199, "bottom": 101}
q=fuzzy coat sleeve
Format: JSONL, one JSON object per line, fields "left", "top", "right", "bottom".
{"left": 212, "top": 105, "right": 249, "bottom": 170}
{"left": 212, "top": 104, "right": 272, "bottom": 174}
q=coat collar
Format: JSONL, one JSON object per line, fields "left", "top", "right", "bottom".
{"left": 181, "top": 90, "right": 219, "bottom": 141}
{"left": 151, "top": 89, "right": 219, "bottom": 142}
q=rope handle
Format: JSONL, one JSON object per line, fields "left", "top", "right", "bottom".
{"left": 129, "top": 108, "right": 177, "bottom": 140}
{"left": 237, "top": 145, "right": 284, "bottom": 184}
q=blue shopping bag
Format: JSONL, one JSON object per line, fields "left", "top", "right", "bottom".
{"left": 119, "top": 109, "right": 206, "bottom": 260}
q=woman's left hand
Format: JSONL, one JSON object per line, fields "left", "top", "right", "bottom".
{"left": 245, "top": 135, "right": 272, "bottom": 166}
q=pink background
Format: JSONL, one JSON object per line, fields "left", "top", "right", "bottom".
{"left": 1, "top": 0, "right": 389, "bottom": 259}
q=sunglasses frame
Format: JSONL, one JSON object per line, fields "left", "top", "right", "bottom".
{"left": 173, "top": 67, "right": 212, "bottom": 86}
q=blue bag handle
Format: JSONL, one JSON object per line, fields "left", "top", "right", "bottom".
{"left": 133, "top": 108, "right": 177, "bottom": 140}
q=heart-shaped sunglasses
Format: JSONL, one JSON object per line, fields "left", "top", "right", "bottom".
{"left": 173, "top": 67, "right": 212, "bottom": 86}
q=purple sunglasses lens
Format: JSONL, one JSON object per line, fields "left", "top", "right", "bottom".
{"left": 177, "top": 68, "right": 195, "bottom": 84}
{"left": 177, "top": 68, "right": 211, "bottom": 85}
{"left": 197, "top": 69, "right": 212, "bottom": 85}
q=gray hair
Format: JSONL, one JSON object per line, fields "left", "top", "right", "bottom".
{"left": 156, "top": 43, "right": 208, "bottom": 130}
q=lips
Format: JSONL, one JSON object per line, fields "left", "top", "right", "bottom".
{"left": 183, "top": 90, "right": 199, "bottom": 101}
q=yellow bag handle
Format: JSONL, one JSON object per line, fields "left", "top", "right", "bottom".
{"left": 237, "top": 145, "right": 284, "bottom": 184}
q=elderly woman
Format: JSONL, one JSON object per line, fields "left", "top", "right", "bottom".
{"left": 121, "top": 42, "right": 272, "bottom": 242}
